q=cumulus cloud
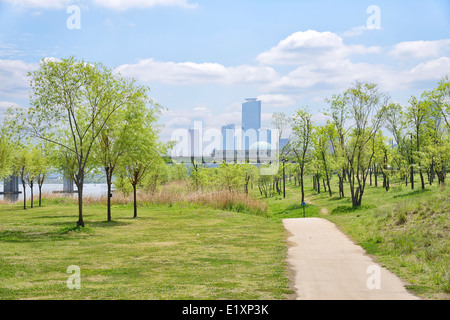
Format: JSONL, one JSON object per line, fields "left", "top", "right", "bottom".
{"left": 389, "top": 39, "right": 450, "bottom": 60}
{"left": 257, "top": 94, "right": 296, "bottom": 108}
{"left": 256, "top": 30, "right": 381, "bottom": 65}
{"left": 0, "top": 59, "right": 37, "bottom": 100}
{"left": 340, "top": 26, "right": 369, "bottom": 38}
{"left": 114, "top": 58, "right": 279, "bottom": 85}
{"left": 264, "top": 57, "right": 450, "bottom": 94}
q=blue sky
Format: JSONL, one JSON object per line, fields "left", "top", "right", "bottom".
{"left": 1, "top": 0, "right": 450, "bottom": 141}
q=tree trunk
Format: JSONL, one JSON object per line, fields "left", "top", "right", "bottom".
{"left": 22, "top": 179, "right": 26, "bottom": 210}
{"left": 374, "top": 166, "right": 378, "bottom": 186}
{"left": 316, "top": 174, "right": 320, "bottom": 194}
{"left": 338, "top": 174, "right": 344, "bottom": 198}
{"left": 39, "top": 184, "right": 42, "bottom": 207}
{"left": 430, "top": 163, "right": 435, "bottom": 185}
{"left": 76, "top": 183, "right": 84, "bottom": 227}
{"left": 105, "top": 167, "right": 113, "bottom": 222}
{"left": 107, "top": 181, "right": 112, "bottom": 222}
{"left": 30, "top": 182, "right": 34, "bottom": 208}
{"left": 419, "top": 168, "right": 425, "bottom": 190}
{"left": 300, "top": 166, "right": 305, "bottom": 203}
{"left": 133, "top": 183, "right": 137, "bottom": 218}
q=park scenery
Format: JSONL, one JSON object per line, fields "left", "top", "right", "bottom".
{"left": 0, "top": 1, "right": 449, "bottom": 301}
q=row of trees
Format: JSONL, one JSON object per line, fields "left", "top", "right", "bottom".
{"left": 1, "top": 56, "right": 447, "bottom": 223}
{"left": 284, "top": 77, "right": 450, "bottom": 207}
{"left": 1, "top": 57, "right": 167, "bottom": 226}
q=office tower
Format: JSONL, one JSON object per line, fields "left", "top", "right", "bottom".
{"left": 258, "top": 128, "right": 272, "bottom": 146}
{"left": 242, "top": 98, "right": 261, "bottom": 150}
{"left": 3, "top": 175, "right": 19, "bottom": 193}
{"left": 188, "top": 128, "right": 200, "bottom": 157}
{"left": 221, "top": 124, "right": 236, "bottom": 151}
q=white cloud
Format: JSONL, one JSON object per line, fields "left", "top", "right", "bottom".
{"left": 0, "top": 0, "right": 71, "bottom": 9}
{"left": 92, "top": 0, "right": 197, "bottom": 10}
{"left": 311, "top": 112, "right": 332, "bottom": 124}
{"left": 0, "top": 0, "right": 197, "bottom": 9}
{"left": 0, "top": 59, "right": 37, "bottom": 100}
{"left": 390, "top": 39, "right": 450, "bottom": 60}
{"left": 114, "top": 58, "right": 279, "bottom": 85}
{"left": 256, "top": 30, "right": 381, "bottom": 65}
{"left": 340, "top": 26, "right": 369, "bottom": 38}
{"left": 257, "top": 94, "right": 296, "bottom": 108}
{"left": 408, "top": 57, "right": 450, "bottom": 79}
{"left": 0, "top": 100, "right": 21, "bottom": 110}
{"left": 265, "top": 57, "right": 450, "bottom": 94}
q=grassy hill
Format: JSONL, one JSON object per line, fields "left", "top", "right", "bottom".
{"left": 0, "top": 176, "right": 448, "bottom": 300}
{"left": 270, "top": 176, "right": 449, "bottom": 300}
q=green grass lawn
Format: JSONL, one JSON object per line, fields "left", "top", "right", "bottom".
{"left": 1, "top": 175, "right": 448, "bottom": 300}
{"left": 0, "top": 198, "right": 293, "bottom": 300}
{"left": 266, "top": 176, "right": 449, "bottom": 300}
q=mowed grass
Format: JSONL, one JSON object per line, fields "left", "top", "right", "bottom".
{"left": 0, "top": 198, "right": 292, "bottom": 300}
{"left": 277, "top": 176, "right": 450, "bottom": 300}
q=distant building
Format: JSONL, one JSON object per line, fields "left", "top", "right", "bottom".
{"left": 221, "top": 124, "right": 236, "bottom": 151}
{"left": 188, "top": 128, "right": 200, "bottom": 157}
{"left": 242, "top": 98, "right": 261, "bottom": 150}
{"left": 3, "top": 175, "right": 19, "bottom": 193}
{"left": 258, "top": 128, "right": 272, "bottom": 147}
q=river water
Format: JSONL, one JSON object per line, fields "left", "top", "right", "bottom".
{"left": 0, "top": 183, "right": 110, "bottom": 203}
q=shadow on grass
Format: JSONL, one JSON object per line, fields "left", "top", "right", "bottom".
{"left": 393, "top": 188, "right": 432, "bottom": 198}
{"left": 331, "top": 204, "right": 376, "bottom": 215}
{"left": 88, "top": 220, "right": 133, "bottom": 227}
{"left": 0, "top": 229, "right": 83, "bottom": 243}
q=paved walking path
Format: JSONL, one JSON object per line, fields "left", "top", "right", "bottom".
{"left": 283, "top": 217, "right": 420, "bottom": 300}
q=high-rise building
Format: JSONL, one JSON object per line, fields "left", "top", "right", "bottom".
{"left": 221, "top": 124, "right": 236, "bottom": 151}
{"left": 242, "top": 98, "right": 261, "bottom": 150}
{"left": 188, "top": 128, "right": 200, "bottom": 157}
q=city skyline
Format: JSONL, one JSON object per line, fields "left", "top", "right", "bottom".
{"left": 0, "top": 1, "right": 449, "bottom": 144}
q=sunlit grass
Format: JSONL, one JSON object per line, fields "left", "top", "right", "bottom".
{"left": 0, "top": 197, "right": 290, "bottom": 300}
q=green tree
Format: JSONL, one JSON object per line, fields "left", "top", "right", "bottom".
{"left": 119, "top": 101, "right": 165, "bottom": 219}
{"left": 14, "top": 146, "right": 31, "bottom": 210}
{"left": 32, "top": 144, "right": 51, "bottom": 207}
{"left": 337, "top": 82, "right": 388, "bottom": 207}
{"left": 405, "top": 96, "right": 433, "bottom": 190}
{"left": 290, "top": 108, "right": 313, "bottom": 203}
{"left": 325, "top": 94, "right": 348, "bottom": 198}
{"left": 312, "top": 124, "right": 335, "bottom": 197}
{"left": 93, "top": 93, "right": 156, "bottom": 221}
{"left": 0, "top": 131, "right": 13, "bottom": 181}
{"left": 17, "top": 57, "right": 145, "bottom": 227}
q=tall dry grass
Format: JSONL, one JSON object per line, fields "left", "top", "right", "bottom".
{"left": 31, "top": 181, "right": 269, "bottom": 216}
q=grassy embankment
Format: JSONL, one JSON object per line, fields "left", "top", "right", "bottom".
{"left": 265, "top": 175, "right": 449, "bottom": 300}
{"left": 1, "top": 176, "right": 448, "bottom": 300}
